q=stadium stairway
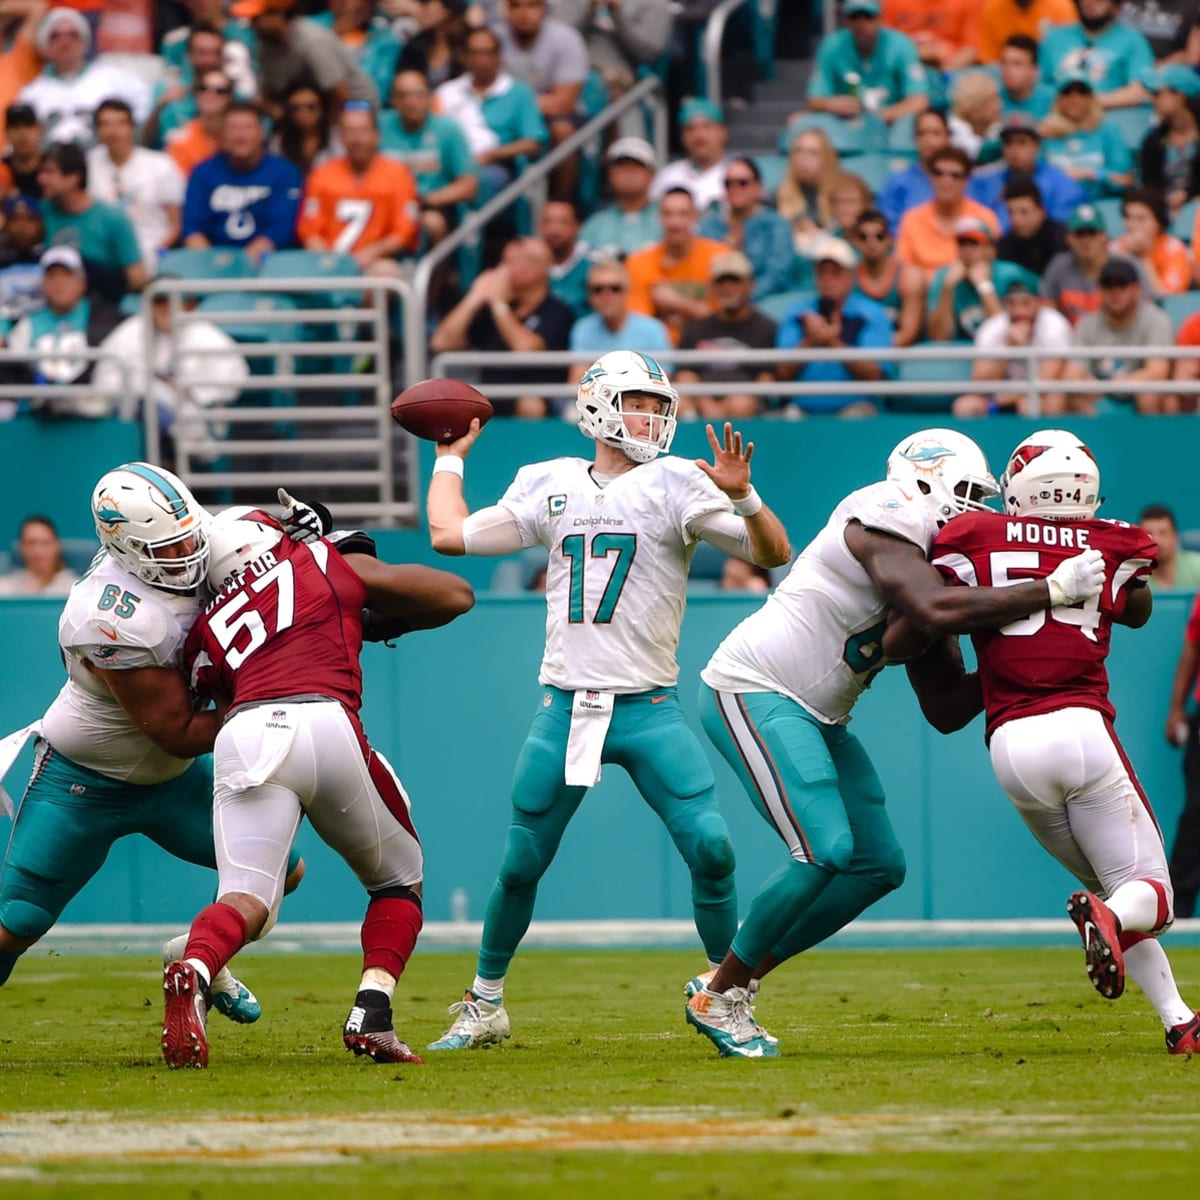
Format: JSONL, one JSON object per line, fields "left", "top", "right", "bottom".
{"left": 725, "top": 56, "right": 810, "bottom": 155}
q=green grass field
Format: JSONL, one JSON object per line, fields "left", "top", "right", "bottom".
{"left": 2, "top": 946, "right": 1199, "bottom": 1198}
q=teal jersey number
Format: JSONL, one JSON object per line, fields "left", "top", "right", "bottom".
{"left": 97, "top": 583, "right": 141, "bottom": 619}
{"left": 843, "top": 619, "right": 887, "bottom": 684}
{"left": 561, "top": 532, "right": 638, "bottom": 624}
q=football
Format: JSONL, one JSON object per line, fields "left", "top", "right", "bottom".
{"left": 390, "top": 378, "right": 493, "bottom": 443}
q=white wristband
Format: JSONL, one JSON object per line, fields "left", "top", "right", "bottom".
{"left": 977, "top": 280, "right": 995, "bottom": 295}
{"left": 732, "top": 487, "right": 763, "bottom": 517}
{"left": 432, "top": 456, "right": 465, "bottom": 479}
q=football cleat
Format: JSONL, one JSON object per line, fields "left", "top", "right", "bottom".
{"left": 1166, "top": 1012, "right": 1200, "bottom": 1057}
{"left": 210, "top": 969, "right": 263, "bottom": 1024}
{"left": 426, "top": 992, "right": 511, "bottom": 1051}
{"left": 162, "top": 961, "right": 210, "bottom": 1069}
{"left": 686, "top": 984, "right": 779, "bottom": 1059}
{"left": 343, "top": 995, "right": 423, "bottom": 1064}
{"left": 684, "top": 972, "right": 776, "bottom": 1044}
{"left": 1066, "top": 890, "right": 1125, "bottom": 1000}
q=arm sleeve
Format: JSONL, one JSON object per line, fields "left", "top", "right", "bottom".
{"left": 518, "top": 85, "right": 551, "bottom": 146}
{"left": 461, "top": 504, "right": 527, "bottom": 555}
{"left": 689, "top": 509, "right": 754, "bottom": 559}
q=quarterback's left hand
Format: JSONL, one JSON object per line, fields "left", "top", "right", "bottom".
{"left": 695, "top": 422, "right": 753, "bottom": 499}
{"left": 277, "top": 488, "right": 333, "bottom": 543}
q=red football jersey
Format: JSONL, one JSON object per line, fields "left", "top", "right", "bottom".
{"left": 185, "top": 536, "right": 368, "bottom": 715}
{"left": 931, "top": 511, "right": 1157, "bottom": 738}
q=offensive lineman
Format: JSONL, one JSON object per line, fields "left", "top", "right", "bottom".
{"left": 687, "top": 429, "right": 1110, "bottom": 1057}
{"left": 893, "top": 431, "right": 1200, "bottom": 1055}
{"left": 423, "top": 349, "right": 792, "bottom": 1051}
{"left": 0, "top": 463, "right": 301, "bottom": 1021}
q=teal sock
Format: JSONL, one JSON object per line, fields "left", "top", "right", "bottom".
{"left": 730, "top": 860, "right": 835, "bottom": 969}
{"left": 476, "top": 877, "right": 537, "bottom": 981}
{"left": 691, "top": 874, "right": 738, "bottom": 965}
{"left": 771, "top": 874, "right": 894, "bottom": 962}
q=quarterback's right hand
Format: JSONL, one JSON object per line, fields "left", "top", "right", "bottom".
{"left": 435, "top": 418, "right": 484, "bottom": 461}
{"left": 1046, "top": 548, "right": 1105, "bottom": 607}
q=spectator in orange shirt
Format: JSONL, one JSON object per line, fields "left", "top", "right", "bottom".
{"left": 298, "top": 101, "right": 419, "bottom": 275}
{"left": 625, "top": 187, "right": 731, "bottom": 345}
{"left": 896, "top": 145, "right": 1002, "bottom": 276}
{"left": 1172, "top": 308, "right": 1200, "bottom": 412}
{"left": 976, "top": 0, "right": 1077, "bottom": 64}
{"left": 0, "top": 0, "right": 45, "bottom": 145}
{"left": 882, "top": 0, "right": 979, "bottom": 72}
{"left": 1112, "top": 185, "right": 1193, "bottom": 295}
{"left": 166, "top": 68, "right": 231, "bottom": 179}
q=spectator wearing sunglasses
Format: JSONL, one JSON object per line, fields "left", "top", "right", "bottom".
{"left": 142, "top": 23, "right": 240, "bottom": 151}
{"left": 849, "top": 209, "right": 925, "bottom": 346}
{"left": 699, "top": 156, "right": 796, "bottom": 300}
{"left": 165, "top": 69, "right": 233, "bottom": 179}
{"left": 1039, "top": 69, "right": 1133, "bottom": 198}
{"left": 566, "top": 258, "right": 672, "bottom": 384}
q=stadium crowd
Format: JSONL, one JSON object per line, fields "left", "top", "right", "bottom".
{"left": 2, "top": 0, "right": 1200, "bottom": 420}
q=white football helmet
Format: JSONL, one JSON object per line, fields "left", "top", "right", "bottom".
{"left": 92, "top": 462, "right": 210, "bottom": 591}
{"left": 885, "top": 429, "right": 999, "bottom": 527}
{"left": 206, "top": 506, "right": 286, "bottom": 591}
{"left": 575, "top": 350, "right": 679, "bottom": 464}
{"left": 1000, "top": 430, "right": 1101, "bottom": 520}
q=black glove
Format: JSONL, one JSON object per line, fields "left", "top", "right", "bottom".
{"left": 361, "top": 608, "right": 413, "bottom": 646}
{"left": 277, "top": 488, "right": 334, "bottom": 543}
{"left": 328, "top": 529, "right": 378, "bottom": 557}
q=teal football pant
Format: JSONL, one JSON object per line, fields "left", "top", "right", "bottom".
{"left": 477, "top": 686, "right": 737, "bottom": 979}
{"left": 699, "top": 685, "right": 906, "bottom": 971}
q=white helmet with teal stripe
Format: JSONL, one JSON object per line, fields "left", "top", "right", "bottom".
{"left": 576, "top": 350, "right": 679, "bottom": 464}
{"left": 92, "top": 461, "right": 211, "bottom": 591}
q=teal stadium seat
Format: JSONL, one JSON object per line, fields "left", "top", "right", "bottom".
{"left": 885, "top": 112, "right": 918, "bottom": 160}
{"left": 889, "top": 342, "right": 973, "bottom": 414}
{"left": 1171, "top": 197, "right": 1198, "bottom": 244}
{"left": 1093, "top": 197, "right": 1124, "bottom": 236}
{"left": 157, "top": 246, "right": 254, "bottom": 281}
{"left": 778, "top": 112, "right": 887, "bottom": 158}
{"left": 1107, "top": 105, "right": 1155, "bottom": 154}
{"left": 841, "top": 152, "right": 894, "bottom": 195}
{"left": 1160, "top": 290, "right": 1200, "bottom": 326}
{"left": 755, "top": 153, "right": 786, "bottom": 198}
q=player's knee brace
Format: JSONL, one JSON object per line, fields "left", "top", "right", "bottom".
{"left": 497, "top": 826, "right": 552, "bottom": 890}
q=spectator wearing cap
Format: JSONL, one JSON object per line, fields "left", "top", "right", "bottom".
{"left": 87, "top": 99, "right": 186, "bottom": 277}
{"left": 4, "top": 244, "right": 121, "bottom": 418}
{"left": 968, "top": 112, "right": 1084, "bottom": 230}
{"left": 394, "top": 0, "right": 471, "bottom": 90}
{"left": 0, "top": 194, "right": 44, "bottom": 333}
{"left": 698, "top": 156, "right": 796, "bottom": 300}
{"left": 379, "top": 69, "right": 477, "bottom": 250}
{"left": 1042, "top": 202, "right": 1147, "bottom": 323}
{"left": 926, "top": 214, "right": 1039, "bottom": 341}
{"left": 675, "top": 250, "right": 779, "bottom": 418}
{"left": 1112, "top": 185, "right": 1192, "bottom": 295}
{"left": 578, "top": 136, "right": 661, "bottom": 258}
{"left": 955, "top": 277, "right": 1072, "bottom": 415}
{"left": 566, "top": 257, "right": 672, "bottom": 382}
{"left": 231, "top": 0, "right": 377, "bottom": 124}
{"left": 850, "top": 208, "right": 925, "bottom": 345}
{"left": 38, "top": 142, "right": 145, "bottom": 302}
{"left": 807, "top": 0, "right": 930, "bottom": 127}
{"left": 1039, "top": 0, "right": 1153, "bottom": 109}
{"left": 775, "top": 235, "right": 893, "bottom": 417}
{"left": 978, "top": 2, "right": 1075, "bottom": 66}
{"left": 181, "top": 100, "right": 302, "bottom": 267}
{"left": 876, "top": 108, "right": 948, "bottom": 234}
{"left": 0, "top": 1, "right": 45, "bottom": 145}
{"left": 497, "top": 0, "right": 589, "bottom": 200}
{"left": 896, "top": 145, "right": 1001, "bottom": 277}
{"left": 539, "top": 199, "right": 590, "bottom": 318}
{"left": 435, "top": 25, "right": 549, "bottom": 200}
{"left": 880, "top": 0, "right": 980, "bottom": 73}
{"left": 1140, "top": 66, "right": 1200, "bottom": 217}
{"left": 651, "top": 98, "right": 729, "bottom": 216}
{"left": 1039, "top": 69, "right": 1133, "bottom": 197}
{"left": 17, "top": 7, "right": 150, "bottom": 145}
{"left": 1, "top": 103, "right": 44, "bottom": 197}
{"left": 626, "top": 186, "right": 731, "bottom": 345}
{"left": 1059, "top": 256, "right": 1172, "bottom": 413}
{"left": 995, "top": 35, "right": 1057, "bottom": 121}
{"left": 996, "top": 176, "right": 1068, "bottom": 274}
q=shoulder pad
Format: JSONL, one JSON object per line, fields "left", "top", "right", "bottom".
{"left": 327, "top": 529, "right": 377, "bottom": 558}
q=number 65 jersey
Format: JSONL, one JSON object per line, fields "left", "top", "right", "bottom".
{"left": 931, "top": 511, "right": 1157, "bottom": 739}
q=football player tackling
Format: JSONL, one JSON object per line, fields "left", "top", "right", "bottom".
{"left": 423, "top": 350, "right": 792, "bottom": 1051}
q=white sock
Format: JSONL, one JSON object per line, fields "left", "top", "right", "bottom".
{"left": 1106, "top": 880, "right": 1163, "bottom": 933}
{"left": 185, "top": 958, "right": 212, "bottom": 988}
{"left": 471, "top": 975, "right": 504, "bottom": 1002}
{"left": 162, "top": 933, "right": 188, "bottom": 962}
{"left": 1124, "top": 938, "right": 1194, "bottom": 1029}
{"left": 359, "top": 967, "right": 396, "bottom": 1000}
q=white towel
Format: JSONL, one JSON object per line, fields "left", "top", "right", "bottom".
{"left": 224, "top": 707, "right": 299, "bottom": 792}
{"left": 0, "top": 721, "right": 43, "bottom": 817}
{"left": 564, "top": 690, "right": 615, "bottom": 788}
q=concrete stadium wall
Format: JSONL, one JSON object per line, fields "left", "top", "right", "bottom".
{"left": 1, "top": 415, "right": 1196, "bottom": 931}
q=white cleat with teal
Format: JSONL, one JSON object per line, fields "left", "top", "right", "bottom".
{"left": 686, "top": 984, "right": 779, "bottom": 1059}
{"left": 684, "top": 972, "right": 777, "bottom": 1045}
{"left": 426, "top": 992, "right": 512, "bottom": 1051}
{"left": 210, "top": 969, "right": 263, "bottom": 1024}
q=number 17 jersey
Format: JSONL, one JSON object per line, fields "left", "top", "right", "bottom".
{"left": 931, "top": 511, "right": 1157, "bottom": 739}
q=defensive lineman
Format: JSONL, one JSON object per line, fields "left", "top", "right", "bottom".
{"left": 424, "top": 350, "right": 792, "bottom": 1050}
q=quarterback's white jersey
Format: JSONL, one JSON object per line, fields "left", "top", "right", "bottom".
{"left": 40, "top": 554, "right": 202, "bottom": 784}
{"left": 703, "top": 481, "right": 939, "bottom": 724}
{"left": 499, "top": 455, "right": 734, "bottom": 691}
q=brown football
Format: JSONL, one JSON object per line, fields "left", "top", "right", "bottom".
{"left": 390, "top": 378, "right": 493, "bottom": 442}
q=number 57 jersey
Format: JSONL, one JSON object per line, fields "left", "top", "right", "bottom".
{"left": 931, "top": 511, "right": 1157, "bottom": 739}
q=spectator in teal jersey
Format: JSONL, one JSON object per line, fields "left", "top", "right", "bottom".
{"left": 4, "top": 245, "right": 121, "bottom": 418}
{"left": 567, "top": 257, "right": 672, "bottom": 383}
{"left": 540, "top": 200, "right": 591, "bottom": 319}
{"left": 1039, "top": 0, "right": 1154, "bottom": 109}
{"left": 997, "top": 35, "right": 1056, "bottom": 123}
{"left": 142, "top": 24, "right": 229, "bottom": 150}
{"left": 310, "top": 0, "right": 402, "bottom": 107}
{"left": 38, "top": 143, "right": 145, "bottom": 303}
{"left": 1039, "top": 70, "right": 1134, "bottom": 198}
{"left": 579, "top": 137, "right": 661, "bottom": 259}
{"left": 807, "top": 0, "right": 929, "bottom": 127}
{"left": 926, "top": 216, "right": 1040, "bottom": 342}
{"left": 699, "top": 157, "right": 797, "bottom": 301}
{"left": 159, "top": 0, "right": 257, "bottom": 97}
{"left": 849, "top": 208, "right": 925, "bottom": 346}
{"left": 380, "top": 69, "right": 478, "bottom": 250}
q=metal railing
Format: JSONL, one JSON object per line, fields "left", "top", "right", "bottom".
{"left": 0, "top": 348, "right": 134, "bottom": 412}
{"left": 703, "top": 0, "right": 751, "bottom": 109}
{"left": 408, "top": 72, "right": 668, "bottom": 385}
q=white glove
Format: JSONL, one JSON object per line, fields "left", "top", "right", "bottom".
{"left": 1046, "top": 548, "right": 1105, "bottom": 606}
{"left": 277, "top": 488, "right": 331, "bottom": 544}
